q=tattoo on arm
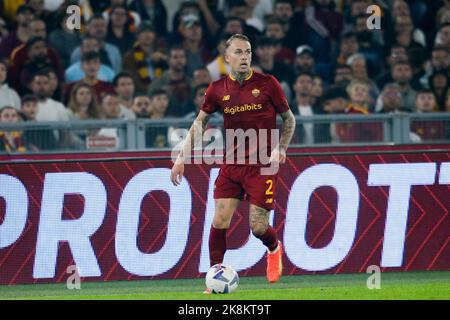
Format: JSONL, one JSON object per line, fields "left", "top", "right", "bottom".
{"left": 279, "top": 110, "right": 296, "bottom": 152}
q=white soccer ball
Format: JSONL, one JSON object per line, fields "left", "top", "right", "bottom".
{"left": 205, "top": 264, "right": 239, "bottom": 294}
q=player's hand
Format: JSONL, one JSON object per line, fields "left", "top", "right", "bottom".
{"left": 269, "top": 148, "right": 286, "bottom": 165}
{"left": 170, "top": 160, "right": 184, "bottom": 186}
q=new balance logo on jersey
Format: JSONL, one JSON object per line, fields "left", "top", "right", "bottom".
{"left": 222, "top": 95, "right": 231, "bottom": 101}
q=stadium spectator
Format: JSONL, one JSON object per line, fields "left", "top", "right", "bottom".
{"left": 375, "top": 83, "right": 409, "bottom": 113}
{"left": 273, "top": 0, "right": 298, "bottom": 50}
{"left": 226, "top": 0, "right": 264, "bottom": 41}
{"left": 333, "top": 64, "right": 353, "bottom": 88}
{"left": 170, "top": 0, "right": 218, "bottom": 49}
{"left": 27, "top": 17, "right": 47, "bottom": 39}
{"left": 148, "top": 88, "right": 169, "bottom": 119}
{"left": 393, "top": 14, "right": 427, "bottom": 48}
{"left": 265, "top": 17, "right": 296, "bottom": 65}
{"left": 346, "top": 53, "right": 379, "bottom": 109}
{"left": 70, "top": 14, "right": 122, "bottom": 73}
{"left": 9, "top": 36, "right": 64, "bottom": 95}
{"left": 148, "top": 46, "right": 191, "bottom": 117}
{"left": 131, "top": 94, "right": 151, "bottom": 118}
{"left": 434, "top": 23, "right": 450, "bottom": 48}
{"left": 46, "top": 68, "right": 63, "bottom": 102}
{"left": 192, "top": 66, "right": 212, "bottom": 88}
{"left": 376, "top": 44, "right": 409, "bottom": 90}
{"left": 183, "top": 84, "right": 209, "bottom": 120}
{"left": 416, "top": 88, "right": 439, "bottom": 112}
{"left": 102, "top": 0, "right": 142, "bottom": 33}
{"left": 411, "top": 89, "right": 445, "bottom": 141}
{"left": 420, "top": 45, "right": 450, "bottom": 88}
{"left": 207, "top": 34, "right": 231, "bottom": 81}
{"left": 7, "top": 18, "right": 65, "bottom": 87}
{"left": 65, "top": 36, "right": 116, "bottom": 83}
{"left": 19, "top": 94, "right": 58, "bottom": 151}
{"left": 322, "top": 85, "right": 382, "bottom": 143}
{"left": 225, "top": 0, "right": 263, "bottom": 33}
{"left": 146, "top": 88, "right": 169, "bottom": 148}
{"left": 94, "top": 93, "right": 122, "bottom": 142}
{"left": 29, "top": 71, "right": 69, "bottom": 122}
{"left": 64, "top": 51, "right": 116, "bottom": 105}
{"left": 100, "top": 92, "right": 134, "bottom": 121}
{"left": 335, "top": 31, "right": 359, "bottom": 68}
{"left": 0, "top": 4, "right": 35, "bottom": 61}
{"left": 311, "top": 75, "right": 325, "bottom": 106}
{"left": 0, "top": 106, "right": 27, "bottom": 153}
{"left": 106, "top": 5, "right": 136, "bottom": 54}
{"left": 255, "top": 37, "right": 294, "bottom": 100}
{"left": 408, "top": 45, "right": 427, "bottom": 91}
{"left": 123, "top": 22, "right": 168, "bottom": 94}
{"left": 291, "top": 72, "right": 328, "bottom": 144}
{"left": 302, "top": 0, "right": 344, "bottom": 63}
{"left": 346, "top": 79, "right": 371, "bottom": 113}
{"left": 223, "top": 16, "right": 245, "bottom": 35}
{"left": 67, "top": 82, "right": 101, "bottom": 120}
{"left": 178, "top": 13, "right": 213, "bottom": 77}
{"left": 428, "top": 70, "right": 450, "bottom": 111}
{"left": 48, "top": 11, "right": 81, "bottom": 69}
{"left": 294, "top": 45, "right": 316, "bottom": 76}
{"left": 129, "top": 0, "right": 168, "bottom": 36}
{"left": 113, "top": 72, "right": 136, "bottom": 110}
{"left": 0, "top": 61, "right": 21, "bottom": 110}
{"left": 387, "top": 60, "right": 418, "bottom": 111}
{"left": 26, "top": 0, "right": 51, "bottom": 22}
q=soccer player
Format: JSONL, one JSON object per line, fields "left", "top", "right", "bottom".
{"left": 170, "top": 34, "right": 296, "bottom": 292}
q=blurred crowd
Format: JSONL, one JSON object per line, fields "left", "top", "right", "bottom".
{"left": 0, "top": 0, "right": 450, "bottom": 152}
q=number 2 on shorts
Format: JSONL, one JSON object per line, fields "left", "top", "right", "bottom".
{"left": 265, "top": 179, "right": 274, "bottom": 196}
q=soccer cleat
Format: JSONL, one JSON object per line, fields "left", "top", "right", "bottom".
{"left": 203, "top": 288, "right": 213, "bottom": 294}
{"left": 266, "top": 240, "right": 283, "bottom": 283}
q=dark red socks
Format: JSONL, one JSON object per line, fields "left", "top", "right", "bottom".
{"left": 209, "top": 226, "right": 227, "bottom": 266}
{"left": 253, "top": 226, "right": 278, "bottom": 252}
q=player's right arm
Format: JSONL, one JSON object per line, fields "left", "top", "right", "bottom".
{"left": 170, "top": 110, "right": 211, "bottom": 186}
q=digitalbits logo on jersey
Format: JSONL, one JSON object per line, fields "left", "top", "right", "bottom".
{"left": 205, "top": 264, "right": 239, "bottom": 294}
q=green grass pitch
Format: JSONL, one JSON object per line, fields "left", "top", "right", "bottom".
{"left": 0, "top": 271, "right": 449, "bottom": 300}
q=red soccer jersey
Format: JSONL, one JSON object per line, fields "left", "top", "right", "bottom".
{"left": 201, "top": 69, "right": 290, "bottom": 165}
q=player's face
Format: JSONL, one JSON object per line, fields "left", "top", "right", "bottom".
{"left": 225, "top": 39, "right": 252, "bottom": 74}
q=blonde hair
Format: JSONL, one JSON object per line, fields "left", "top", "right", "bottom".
{"left": 347, "top": 79, "right": 369, "bottom": 94}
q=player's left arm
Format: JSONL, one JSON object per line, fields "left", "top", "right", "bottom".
{"left": 268, "top": 75, "right": 296, "bottom": 164}
{"left": 274, "top": 109, "right": 296, "bottom": 164}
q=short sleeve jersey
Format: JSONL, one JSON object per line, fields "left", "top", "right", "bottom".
{"left": 201, "top": 69, "right": 290, "bottom": 165}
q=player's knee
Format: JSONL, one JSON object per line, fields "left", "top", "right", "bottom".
{"left": 213, "top": 214, "right": 231, "bottom": 229}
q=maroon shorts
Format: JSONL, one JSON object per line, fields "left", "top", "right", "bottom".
{"left": 213, "top": 165, "right": 278, "bottom": 211}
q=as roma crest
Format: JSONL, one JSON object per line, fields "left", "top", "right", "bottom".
{"left": 252, "top": 88, "right": 260, "bottom": 97}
